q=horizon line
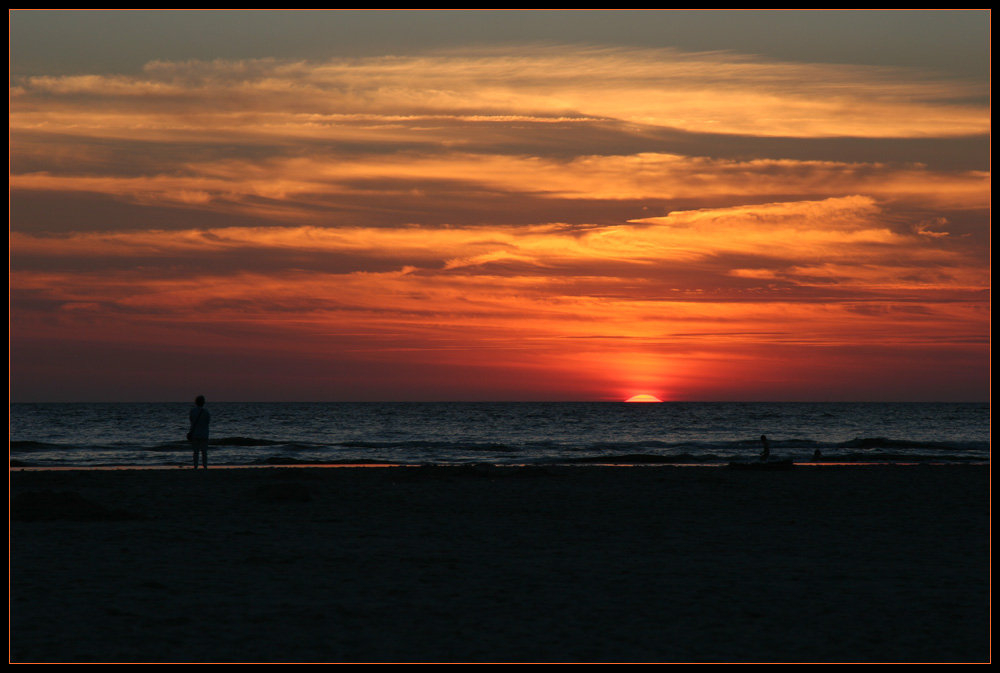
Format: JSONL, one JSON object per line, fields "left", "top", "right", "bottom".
{"left": 9, "top": 399, "right": 988, "bottom": 405}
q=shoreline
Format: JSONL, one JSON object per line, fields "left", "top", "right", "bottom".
{"left": 11, "top": 464, "right": 990, "bottom": 663}
{"left": 10, "top": 459, "right": 990, "bottom": 472}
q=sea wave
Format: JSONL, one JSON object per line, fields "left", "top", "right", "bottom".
{"left": 9, "top": 401, "right": 990, "bottom": 468}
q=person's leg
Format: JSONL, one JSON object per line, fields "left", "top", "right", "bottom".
{"left": 193, "top": 439, "right": 207, "bottom": 468}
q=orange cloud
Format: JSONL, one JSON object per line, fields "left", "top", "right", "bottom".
{"left": 12, "top": 48, "right": 989, "bottom": 139}
{"left": 11, "top": 153, "right": 990, "bottom": 228}
{"left": 11, "top": 196, "right": 987, "bottom": 365}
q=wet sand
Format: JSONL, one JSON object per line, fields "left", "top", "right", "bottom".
{"left": 9, "top": 464, "right": 990, "bottom": 663}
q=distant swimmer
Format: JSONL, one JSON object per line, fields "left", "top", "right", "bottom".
{"left": 760, "top": 435, "right": 770, "bottom": 462}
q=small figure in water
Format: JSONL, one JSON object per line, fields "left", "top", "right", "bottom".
{"left": 759, "top": 435, "right": 770, "bottom": 462}
{"left": 813, "top": 449, "right": 823, "bottom": 462}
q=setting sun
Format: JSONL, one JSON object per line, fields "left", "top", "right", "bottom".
{"left": 625, "top": 394, "right": 663, "bottom": 403}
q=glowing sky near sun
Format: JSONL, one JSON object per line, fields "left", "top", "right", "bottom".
{"left": 9, "top": 10, "right": 990, "bottom": 402}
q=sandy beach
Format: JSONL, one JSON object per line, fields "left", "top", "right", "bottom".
{"left": 10, "top": 464, "right": 990, "bottom": 663}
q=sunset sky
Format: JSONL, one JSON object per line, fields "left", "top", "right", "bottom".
{"left": 10, "top": 10, "right": 991, "bottom": 402}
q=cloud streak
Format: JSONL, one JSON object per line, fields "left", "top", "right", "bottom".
{"left": 12, "top": 47, "right": 989, "bottom": 137}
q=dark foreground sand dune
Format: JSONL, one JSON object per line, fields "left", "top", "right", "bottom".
{"left": 10, "top": 464, "right": 990, "bottom": 663}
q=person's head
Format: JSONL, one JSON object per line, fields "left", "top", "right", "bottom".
{"left": 195, "top": 395, "right": 205, "bottom": 407}
{"left": 760, "top": 435, "right": 767, "bottom": 441}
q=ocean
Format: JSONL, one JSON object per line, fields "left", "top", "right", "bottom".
{"left": 9, "top": 401, "right": 990, "bottom": 469}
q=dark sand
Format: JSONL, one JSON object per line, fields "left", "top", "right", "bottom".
{"left": 9, "top": 464, "right": 990, "bottom": 663}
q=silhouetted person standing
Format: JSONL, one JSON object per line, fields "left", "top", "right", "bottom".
{"left": 189, "top": 395, "right": 211, "bottom": 469}
{"left": 760, "top": 435, "right": 770, "bottom": 462}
